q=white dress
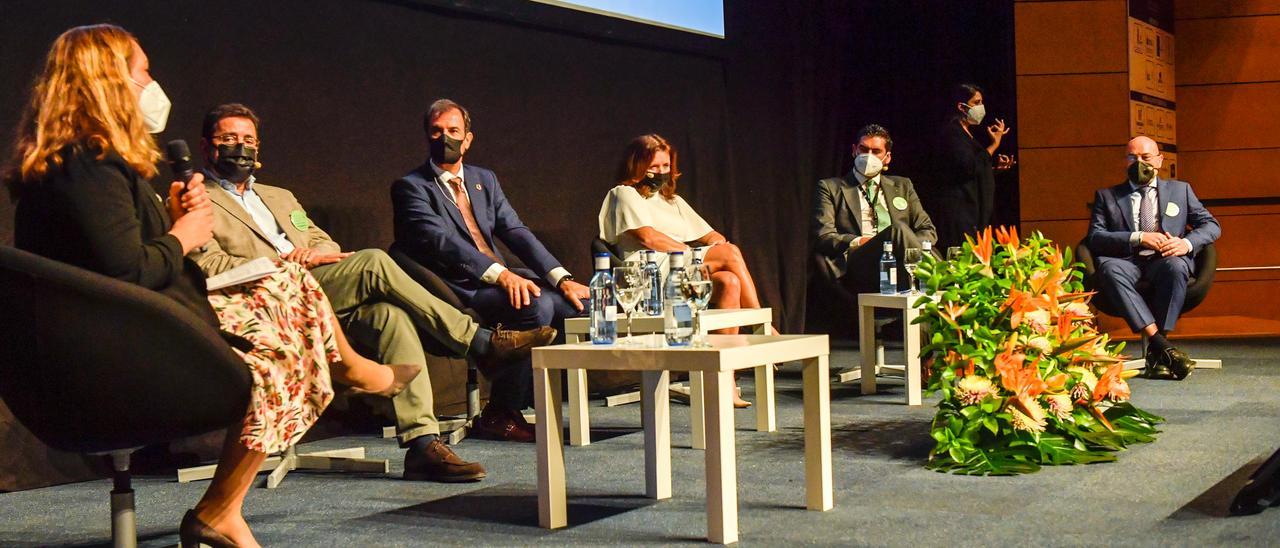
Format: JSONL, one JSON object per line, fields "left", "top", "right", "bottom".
{"left": 597, "top": 184, "right": 715, "bottom": 271}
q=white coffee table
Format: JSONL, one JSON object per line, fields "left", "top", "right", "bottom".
{"left": 852, "top": 292, "right": 928, "bottom": 405}
{"left": 563, "top": 307, "right": 774, "bottom": 447}
{"left": 533, "top": 334, "right": 832, "bottom": 545}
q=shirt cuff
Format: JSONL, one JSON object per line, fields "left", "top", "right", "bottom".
{"left": 547, "top": 266, "right": 572, "bottom": 286}
{"left": 1182, "top": 238, "right": 1194, "bottom": 254}
{"left": 1130, "top": 232, "right": 1142, "bottom": 246}
{"left": 480, "top": 262, "right": 507, "bottom": 284}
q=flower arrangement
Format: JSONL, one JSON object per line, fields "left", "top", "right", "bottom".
{"left": 913, "top": 227, "right": 1162, "bottom": 475}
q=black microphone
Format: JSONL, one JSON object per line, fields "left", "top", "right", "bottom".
{"left": 166, "top": 139, "right": 194, "bottom": 183}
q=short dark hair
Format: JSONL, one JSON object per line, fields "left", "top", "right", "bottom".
{"left": 423, "top": 98, "right": 471, "bottom": 134}
{"left": 202, "top": 103, "right": 260, "bottom": 141}
{"left": 856, "top": 124, "right": 893, "bottom": 152}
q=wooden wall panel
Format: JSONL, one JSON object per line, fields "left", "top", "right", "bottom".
{"left": 1178, "top": 16, "right": 1280, "bottom": 85}
{"left": 1208, "top": 210, "right": 1280, "bottom": 268}
{"left": 1178, "top": 82, "right": 1280, "bottom": 151}
{"left": 1017, "top": 74, "right": 1130, "bottom": 148}
{"left": 1178, "top": 149, "right": 1280, "bottom": 199}
{"left": 1019, "top": 146, "right": 1127, "bottom": 221}
{"left": 1176, "top": 0, "right": 1280, "bottom": 19}
{"left": 1014, "top": 1, "right": 1127, "bottom": 75}
{"left": 1022, "top": 219, "right": 1089, "bottom": 250}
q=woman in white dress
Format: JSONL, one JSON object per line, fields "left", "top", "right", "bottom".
{"left": 598, "top": 134, "right": 771, "bottom": 406}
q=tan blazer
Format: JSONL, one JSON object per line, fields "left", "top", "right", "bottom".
{"left": 192, "top": 181, "right": 341, "bottom": 276}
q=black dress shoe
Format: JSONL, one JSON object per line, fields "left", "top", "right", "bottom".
{"left": 1166, "top": 347, "right": 1196, "bottom": 380}
{"left": 403, "top": 438, "right": 486, "bottom": 482}
{"left": 1144, "top": 349, "right": 1173, "bottom": 380}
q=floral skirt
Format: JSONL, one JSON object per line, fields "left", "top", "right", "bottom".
{"left": 207, "top": 262, "right": 338, "bottom": 454}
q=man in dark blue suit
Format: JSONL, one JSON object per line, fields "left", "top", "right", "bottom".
{"left": 392, "top": 99, "right": 590, "bottom": 441}
{"left": 1086, "top": 136, "right": 1221, "bottom": 380}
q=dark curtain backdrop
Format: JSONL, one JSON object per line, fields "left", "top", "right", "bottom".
{"left": 0, "top": 0, "right": 1015, "bottom": 334}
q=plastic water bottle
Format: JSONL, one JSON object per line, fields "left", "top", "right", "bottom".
{"left": 663, "top": 251, "right": 693, "bottom": 346}
{"left": 879, "top": 242, "right": 897, "bottom": 295}
{"left": 691, "top": 246, "right": 705, "bottom": 266}
{"left": 643, "top": 250, "right": 662, "bottom": 316}
{"left": 588, "top": 253, "right": 616, "bottom": 344}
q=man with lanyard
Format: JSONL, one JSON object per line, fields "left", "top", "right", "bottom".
{"left": 811, "top": 124, "right": 939, "bottom": 301}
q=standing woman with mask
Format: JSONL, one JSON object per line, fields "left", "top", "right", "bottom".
{"left": 598, "top": 134, "right": 772, "bottom": 407}
{"left": 5, "top": 25, "right": 415, "bottom": 547}
{"left": 929, "top": 83, "right": 1015, "bottom": 250}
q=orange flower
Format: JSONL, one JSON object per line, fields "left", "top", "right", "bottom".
{"left": 1092, "top": 363, "right": 1131, "bottom": 403}
{"left": 941, "top": 301, "right": 969, "bottom": 341}
{"left": 967, "top": 227, "right": 994, "bottom": 275}
{"left": 995, "top": 225, "right": 1020, "bottom": 248}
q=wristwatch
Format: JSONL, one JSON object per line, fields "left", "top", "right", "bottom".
{"left": 557, "top": 274, "right": 575, "bottom": 287}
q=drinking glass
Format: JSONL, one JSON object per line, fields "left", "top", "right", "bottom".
{"left": 946, "top": 246, "right": 963, "bottom": 262}
{"left": 681, "top": 264, "right": 715, "bottom": 347}
{"left": 903, "top": 247, "right": 923, "bottom": 295}
{"left": 612, "top": 266, "right": 648, "bottom": 345}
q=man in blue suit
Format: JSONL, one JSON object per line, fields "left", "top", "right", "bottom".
{"left": 392, "top": 99, "right": 590, "bottom": 441}
{"left": 1086, "top": 136, "right": 1221, "bottom": 380}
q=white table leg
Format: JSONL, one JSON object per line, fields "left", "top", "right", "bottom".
{"left": 565, "top": 333, "right": 590, "bottom": 446}
{"left": 802, "top": 354, "right": 833, "bottom": 511}
{"left": 641, "top": 370, "right": 672, "bottom": 500}
{"left": 859, "top": 299, "right": 877, "bottom": 395}
{"left": 703, "top": 370, "right": 738, "bottom": 545}
{"left": 534, "top": 366, "right": 566, "bottom": 529}
{"left": 689, "top": 371, "right": 705, "bottom": 450}
{"left": 904, "top": 305, "right": 922, "bottom": 406}
{"left": 752, "top": 322, "right": 776, "bottom": 432}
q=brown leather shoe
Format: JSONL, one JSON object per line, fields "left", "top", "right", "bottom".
{"left": 471, "top": 406, "right": 536, "bottom": 443}
{"left": 403, "top": 438, "right": 486, "bottom": 482}
{"left": 475, "top": 325, "right": 558, "bottom": 378}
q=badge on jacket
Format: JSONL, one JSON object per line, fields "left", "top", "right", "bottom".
{"left": 1165, "top": 202, "right": 1179, "bottom": 217}
{"left": 290, "top": 210, "right": 310, "bottom": 230}
{"left": 892, "top": 196, "right": 909, "bottom": 211}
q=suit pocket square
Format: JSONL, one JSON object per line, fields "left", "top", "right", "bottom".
{"left": 1165, "top": 202, "right": 1180, "bottom": 217}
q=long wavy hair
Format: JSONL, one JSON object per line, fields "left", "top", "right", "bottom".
{"left": 4, "top": 24, "right": 161, "bottom": 197}
{"left": 615, "top": 133, "right": 681, "bottom": 200}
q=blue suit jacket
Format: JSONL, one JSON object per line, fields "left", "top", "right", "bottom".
{"left": 1085, "top": 177, "right": 1221, "bottom": 261}
{"left": 391, "top": 162, "right": 563, "bottom": 300}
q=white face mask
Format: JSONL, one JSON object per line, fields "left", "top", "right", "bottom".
{"left": 963, "top": 103, "right": 986, "bottom": 125}
{"left": 853, "top": 153, "right": 884, "bottom": 179}
{"left": 132, "top": 78, "right": 171, "bottom": 134}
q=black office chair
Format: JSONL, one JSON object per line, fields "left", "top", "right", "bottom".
{"left": 1075, "top": 240, "right": 1221, "bottom": 367}
{"left": 387, "top": 242, "right": 484, "bottom": 442}
{"left": 0, "top": 246, "right": 252, "bottom": 548}
{"left": 591, "top": 237, "right": 625, "bottom": 268}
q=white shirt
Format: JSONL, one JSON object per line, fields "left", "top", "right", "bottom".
{"left": 1127, "top": 180, "right": 1192, "bottom": 254}
{"left": 209, "top": 171, "right": 295, "bottom": 255}
{"left": 598, "top": 184, "right": 715, "bottom": 263}
{"left": 851, "top": 171, "right": 890, "bottom": 237}
{"left": 429, "top": 161, "right": 570, "bottom": 286}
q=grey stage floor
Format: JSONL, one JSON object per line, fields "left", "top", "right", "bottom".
{"left": 2, "top": 338, "right": 1278, "bottom": 547}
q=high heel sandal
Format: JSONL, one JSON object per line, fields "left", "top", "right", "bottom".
{"left": 179, "top": 509, "right": 240, "bottom": 548}
{"left": 347, "top": 363, "right": 423, "bottom": 398}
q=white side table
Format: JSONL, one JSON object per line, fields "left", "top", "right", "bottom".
{"left": 853, "top": 292, "right": 927, "bottom": 406}
{"left": 563, "top": 307, "right": 774, "bottom": 447}
{"left": 533, "top": 334, "right": 832, "bottom": 545}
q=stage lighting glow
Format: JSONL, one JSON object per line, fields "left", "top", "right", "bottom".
{"left": 528, "top": 0, "right": 725, "bottom": 38}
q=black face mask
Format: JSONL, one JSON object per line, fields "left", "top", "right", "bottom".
{"left": 640, "top": 171, "right": 671, "bottom": 190}
{"left": 213, "top": 143, "right": 258, "bottom": 183}
{"left": 429, "top": 134, "right": 464, "bottom": 165}
{"left": 1128, "top": 160, "right": 1156, "bottom": 185}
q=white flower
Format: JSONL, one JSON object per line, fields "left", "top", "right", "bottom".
{"left": 956, "top": 375, "right": 996, "bottom": 406}
{"left": 1025, "top": 336, "right": 1052, "bottom": 354}
{"left": 1047, "top": 394, "right": 1074, "bottom": 421}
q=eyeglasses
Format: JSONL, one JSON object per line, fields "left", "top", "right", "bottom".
{"left": 210, "top": 133, "right": 260, "bottom": 147}
{"left": 1126, "top": 153, "right": 1160, "bottom": 162}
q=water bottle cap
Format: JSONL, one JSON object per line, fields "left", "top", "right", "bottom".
{"left": 922, "top": 240, "right": 931, "bottom": 251}
{"left": 883, "top": 242, "right": 893, "bottom": 251}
